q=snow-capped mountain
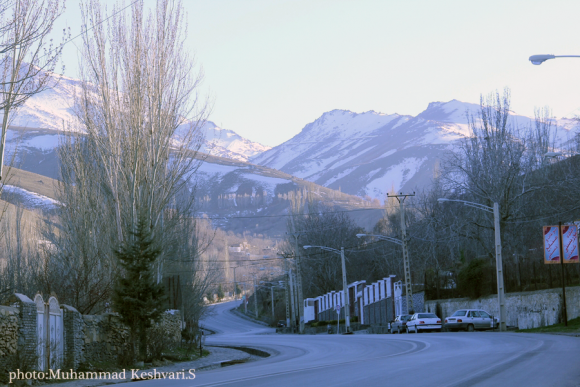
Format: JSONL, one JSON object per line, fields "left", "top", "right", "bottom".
{"left": 4, "top": 73, "right": 269, "bottom": 162}
{"left": 201, "top": 121, "right": 270, "bottom": 161}
{"left": 251, "top": 100, "right": 580, "bottom": 200}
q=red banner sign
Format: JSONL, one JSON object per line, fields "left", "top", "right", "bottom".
{"left": 543, "top": 225, "right": 579, "bottom": 264}
{"left": 562, "top": 224, "right": 579, "bottom": 263}
{"left": 543, "top": 226, "right": 560, "bottom": 264}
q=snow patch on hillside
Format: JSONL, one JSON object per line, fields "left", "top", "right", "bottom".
{"left": 2, "top": 185, "right": 59, "bottom": 210}
{"left": 364, "top": 157, "right": 427, "bottom": 198}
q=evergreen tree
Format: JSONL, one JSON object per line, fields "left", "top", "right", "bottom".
{"left": 113, "top": 218, "right": 166, "bottom": 361}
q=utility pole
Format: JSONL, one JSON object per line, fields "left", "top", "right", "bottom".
{"left": 288, "top": 269, "right": 296, "bottom": 331}
{"left": 287, "top": 229, "right": 305, "bottom": 334}
{"left": 284, "top": 280, "right": 290, "bottom": 327}
{"left": 388, "top": 192, "right": 415, "bottom": 314}
{"left": 244, "top": 281, "right": 247, "bottom": 314}
{"left": 341, "top": 247, "right": 351, "bottom": 333}
{"left": 253, "top": 278, "right": 258, "bottom": 319}
{"left": 232, "top": 266, "right": 238, "bottom": 300}
{"left": 271, "top": 286, "right": 275, "bottom": 319}
{"left": 494, "top": 203, "right": 506, "bottom": 331}
{"left": 558, "top": 221, "right": 568, "bottom": 327}
{"left": 295, "top": 235, "right": 305, "bottom": 334}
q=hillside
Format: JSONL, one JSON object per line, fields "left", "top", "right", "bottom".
{"left": 2, "top": 142, "right": 383, "bottom": 238}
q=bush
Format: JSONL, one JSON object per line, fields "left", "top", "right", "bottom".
{"left": 0, "top": 351, "right": 38, "bottom": 385}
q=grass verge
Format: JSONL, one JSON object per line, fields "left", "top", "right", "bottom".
{"left": 515, "top": 317, "right": 580, "bottom": 333}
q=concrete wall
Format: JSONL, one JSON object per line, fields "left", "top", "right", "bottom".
{"left": 425, "top": 286, "right": 580, "bottom": 329}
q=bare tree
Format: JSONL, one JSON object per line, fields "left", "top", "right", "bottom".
{"left": 0, "top": 0, "right": 68, "bottom": 182}
{"left": 0, "top": 199, "right": 46, "bottom": 299}
{"left": 284, "top": 192, "right": 369, "bottom": 298}
{"left": 51, "top": 0, "right": 210, "bottom": 314}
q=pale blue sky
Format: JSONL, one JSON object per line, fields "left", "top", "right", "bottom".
{"left": 52, "top": 0, "right": 580, "bottom": 146}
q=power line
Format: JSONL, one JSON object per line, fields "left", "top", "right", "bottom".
{"left": 49, "top": 0, "right": 140, "bottom": 58}
{"left": 193, "top": 205, "right": 386, "bottom": 221}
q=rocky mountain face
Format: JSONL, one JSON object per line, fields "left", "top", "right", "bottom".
{"left": 251, "top": 100, "right": 579, "bottom": 200}
{"left": 3, "top": 73, "right": 270, "bottom": 162}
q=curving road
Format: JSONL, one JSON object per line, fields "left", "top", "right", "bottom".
{"left": 145, "top": 301, "right": 580, "bottom": 387}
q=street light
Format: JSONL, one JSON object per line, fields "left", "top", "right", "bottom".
{"left": 356, "top": 233, "right": 402, "bottom": 246}
{"left": 356, "top": 233, "right": 415, "bottom": 313}
{"left": 544, "top": 151, "right": 579, "bottom": 159}
{"left": 303, "top": 245, "right": 351, "bottom": 333}
{"left": 529, "top": 54, "right": 580, "bottom": 65}
{"left": 438, "top": 198, "right": 506, "bottom": 331}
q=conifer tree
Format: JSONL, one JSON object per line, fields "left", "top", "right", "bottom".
{"left": 113, "top": 219, "right": 166, "bottom": 361}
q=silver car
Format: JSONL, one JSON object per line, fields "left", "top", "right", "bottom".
{"left": 444, "top": 309, "right": 498, "bottom": 332}
{"left": 390, "top": 314, "right": 411, "bottom": 333}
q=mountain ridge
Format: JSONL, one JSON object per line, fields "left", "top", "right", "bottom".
{"left": 251, "top": 100, "right": 579, "bottom": 200}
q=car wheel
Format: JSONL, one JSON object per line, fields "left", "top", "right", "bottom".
{"left": 467, "top": 324, "right": 475, "bottom": 332}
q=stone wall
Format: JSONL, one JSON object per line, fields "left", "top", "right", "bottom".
{"left": 1, "top": 293, "right": 183, "bottom": 370}
{"left": 12, "top": 294, "right": 37, "bottom": 365}
{"left": 0, "top": 306, "right": 18, "bottom": 357}
{"left": 82, "top": 310, "right": 182, "bottom": 365}
{"left": 62, "top": 305, "right": 84, "bottom": 369}
{"left": 401, "top": 291, "right": 425, "bottom": 315}
{"left": 158, "top": 310, "right": 182, "bottom": 342}
{"left": 82, "top": 313, "right": 131, "bottom": 365}
{"left": 425, "top": 286, "right": 580, "bottom": 329}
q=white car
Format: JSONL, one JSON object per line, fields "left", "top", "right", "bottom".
{"left": 406, "top": 313, "right": 442, "bottom": 333}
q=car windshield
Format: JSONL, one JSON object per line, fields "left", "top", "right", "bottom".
{"left": 452, "top": 310, "right": 467, "bottom": 317}
{"left": 418, "top": 313, "right": 438, "bottom": 319}
{"left": 401, "top": 315, "right": 411, "bottom": 321}
{"left": 479, "top": 311, "right": 490, "bottom": 318}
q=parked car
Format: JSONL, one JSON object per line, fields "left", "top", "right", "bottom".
{"left": 390, "top": 315, "right": 412, "bottom": 333}
{"left": 277, "top": 320, "right": 286, "bottom": 328}
{"left": 405, "top": 313, "right": 442, "bottom": 333}
{"left": 444, "top": 309, "right": 498, "bottom": 332}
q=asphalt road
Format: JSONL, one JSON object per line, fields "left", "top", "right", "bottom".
{"left": 138, "top": 301, "right": 580, "bottom": 387}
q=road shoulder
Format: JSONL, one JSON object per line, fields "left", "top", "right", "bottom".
{"left": 43, "top": 346, "right": 253, "bottom": 387}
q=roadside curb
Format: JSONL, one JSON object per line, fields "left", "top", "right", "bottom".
{"left": 43, "top": 346, "right": 254, "bottom": 387}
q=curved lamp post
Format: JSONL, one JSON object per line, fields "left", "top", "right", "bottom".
{"left": 438, "top": 198, "right": 506, "bottom": 331}
{"left": 303, "top": 245, "right": 351, "bottom": 333}
{"left": 356, "top": 233, "right": 415, "bottom": 312}
{"left": 529, "top": 54, "right": 580, "bottom": 65}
